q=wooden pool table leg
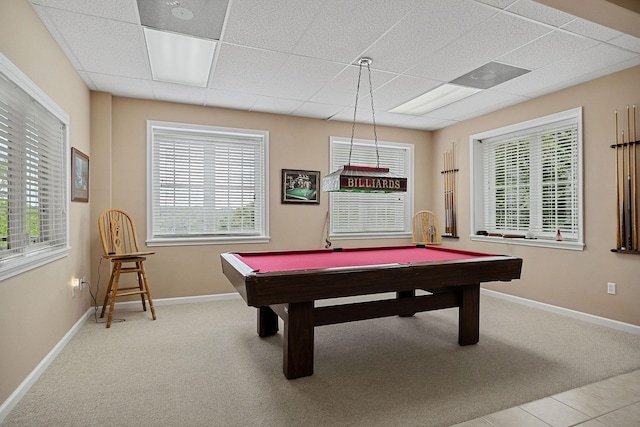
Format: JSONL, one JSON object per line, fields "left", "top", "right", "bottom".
{"left": 258, "top": 306, "right": 278, "bottom": 336}
{"left": 459, "top": 284, "right": 480, "bottom": 345}
{"left": 397, "top": 290, "right": 416, "bottom": 317}
{"left": 283, "top": 301, "right": 314, "bottom": 379}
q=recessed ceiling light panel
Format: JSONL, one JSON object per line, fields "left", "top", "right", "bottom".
{"left": 390, "top": 84, "right": 481, "bottom": 115}
{"left": 144, "top": 27, "right": 216, "bottom": 87}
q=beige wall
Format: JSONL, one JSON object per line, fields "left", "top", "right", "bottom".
{"left": 2, "top": 0, "right": 640, "bottom": 414}
{"left": 91, "top": 97, "right": 432, "bottom": 301}
{"left": 0, "top": 0, "right": 91, "bottom": 406}
{"left": 432, "top": 65, "right": 640, "bottom": 326}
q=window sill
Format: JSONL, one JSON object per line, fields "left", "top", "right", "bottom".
{"left": 470, "top": 235, "right": 584, "bottom": 251}
{"left": 330, "top": 232, "right": 412, "bottom": 240}
{"left": 147, "top": 235, "right": 270, "bottom": 247}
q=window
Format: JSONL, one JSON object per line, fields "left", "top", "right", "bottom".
{"left": 470, "top": 108, "right": 583, "bottom": 250}
{"left": 0, "top": 53, "right": 70, "bottom": 280}
{"left": 147, "top": 121, "right": 269, "bottom": 245}
{"left": 329, "top": 137, "right": 413, "bottom": 239}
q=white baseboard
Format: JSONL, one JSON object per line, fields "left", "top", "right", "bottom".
{"left": 0, "top": 307, "right": 92, "bottom": 422}
{"left": 0, "top": 292, "right": 239, "bottom": 423}
{"left": 100, "top": 292, "right": 239, "bottom": 311}
{"left": 481, "top": 288, "right": 640, "bottom": 335}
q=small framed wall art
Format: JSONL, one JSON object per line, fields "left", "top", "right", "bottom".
{"left": 71, "top": 147, "right": 89, "bottom": 202}
{"left": 281, "top": 169, "right": 320, "bottom": 204}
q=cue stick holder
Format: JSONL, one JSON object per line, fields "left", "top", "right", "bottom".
{"left": 611, "top": 104, "right": 639, "bottom": 254}
{"left": 441, "top": 143, "right": 459, "bottom": 238}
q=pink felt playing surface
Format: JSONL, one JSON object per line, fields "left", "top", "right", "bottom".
{"left": 234, "top": 245, "right": 493, "bottom": 273}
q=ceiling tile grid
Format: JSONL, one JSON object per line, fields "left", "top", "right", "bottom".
{"left": 26, "top": 0, "right": 640, "bottom": 130}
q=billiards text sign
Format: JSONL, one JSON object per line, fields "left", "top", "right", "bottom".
{"left": 337, "top": 165, "right": 407, "bottom": 192}
{"left": 340, "top": 176, "right": 407, "bottom": 192}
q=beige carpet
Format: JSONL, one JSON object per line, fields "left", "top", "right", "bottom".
{"left": 2, "top": 294, "right": 640, "bottom": 427}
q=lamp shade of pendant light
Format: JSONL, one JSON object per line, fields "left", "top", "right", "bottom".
{"left": 321, "top": 58, "right": 408, "bottom": 193}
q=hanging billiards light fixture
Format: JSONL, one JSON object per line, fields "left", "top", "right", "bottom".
{"left": 322, "top": 57, "right": 408, "bottom": 193}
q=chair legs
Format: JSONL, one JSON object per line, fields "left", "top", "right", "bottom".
{"left": 101, "top": 259, "right": 156, "bottom": 328}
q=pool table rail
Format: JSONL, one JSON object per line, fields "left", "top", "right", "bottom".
{"left": 221, "top": 252, "right": 522, "bottom": 307}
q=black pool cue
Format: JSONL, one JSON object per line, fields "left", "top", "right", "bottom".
{"left": 627, "top": 105, "right": 634, "bottom": 250}
{"left": 443, "top": 151, "right": 450, "bottom": 235}
{"left": 615, "top": 110, "right": 621, "bottom": 249}
{"left": 442, "top": 152, "right": 447, "bottom": 234}
{"left": 451, "top": 143, "right": 456, "bottom": 236}
{"left": 634, "top": 104, "right": 638, "bottom": 250}
{"left": 621, "top": 130, "right": 628, "bottom": 249}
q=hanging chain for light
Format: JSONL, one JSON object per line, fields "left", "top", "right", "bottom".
{"left": 347, "top": 57, "right": 380, "bottom": 168}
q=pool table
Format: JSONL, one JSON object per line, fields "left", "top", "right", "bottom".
{"left": 220, "top": 245, "right": 522, "bottom": 379}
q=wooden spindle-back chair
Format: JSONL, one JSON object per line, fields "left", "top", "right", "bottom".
{"left": 98, "top": 208, "right": 156, "bottom": 328}
{"left": 411, "top": 210, "right": 442, "bottom": 245}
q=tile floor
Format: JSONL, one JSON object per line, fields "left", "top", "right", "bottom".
{"left": 453, "top": 369, "right": 640, "bottom": 427}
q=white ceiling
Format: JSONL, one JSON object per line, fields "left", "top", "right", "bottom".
{"left": 29, "top": 0, "right": 640, "bottom": 131}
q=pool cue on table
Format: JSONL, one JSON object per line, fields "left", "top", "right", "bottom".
{"left": 615, "top": 110, "right": 621, "bottom": 249}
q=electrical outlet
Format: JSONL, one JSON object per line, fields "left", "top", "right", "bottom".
{"left": 607, "top": 282, "right": 616, "bottom": 295}
{"left": 71, "top": 278, "right": 81, "bottom": 297}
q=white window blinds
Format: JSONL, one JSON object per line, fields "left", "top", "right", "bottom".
{"left": 482, "top": 119, "right": 579, "bottom": 240}
{"left": 329, "top": 137, "right": 412, "bottom": 237}
{"left": 0, "top": 56, "right": 69, "bottom": 278}
{"left": 148, "top": 122, "right": 268, "bottom": 244}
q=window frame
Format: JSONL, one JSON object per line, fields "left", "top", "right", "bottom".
{"left": 469, "top": 107, "right": 584, "bottom": 250}
{"left": 146, "top": 120, "right": 269, "bottom": 246}
{"left": 0, "top": 53, "right": 70, "bottom": 281}
{"left": 328, "top": 136, "right": 414, "bottom": 240}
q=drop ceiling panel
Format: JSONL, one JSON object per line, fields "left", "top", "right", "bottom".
{"left": 292, "top": 102, "right": 346, "bottom": 120}
{"left": 609, "top": 34, "right": 640, "bottom": 53}
{"left": 400, "top": 115, "right": 456, "bottom": 131}
{"left": 258, "top": 55, "right": 345, "bottom": 101}
{"left": 209, "top": 44, "right": 288, "bottom": 94}
{"left": 34, "top": 7, "right": 150, "bottom": 79}
{"left": 151, "top": 81, "right": 207, "bottom": 105}
{"left": 328, "top": 107, "right": 373, "bottom": 124}
{"left": 250, "top": 96, "right": 305, "bottom": 116}
{"left": 496, "top": 43, "right": 639, "bottom": 97}
{"left": 475, "top": 0, "right": 518, "bottom": 9}
{"left": 204, "top": 89, "right": 259, "bottom": 111}
{"left": 291, "top": 0, "right": 419, "bottom": 64}
{"left": 497, "top": 30, "right": 599, "bottom": 70}
{"left": 31, "top": 0, "right": 138, "bottom": 22}
{"left": 506, "top": 0, "right": 575, "bottom": 27}
{"left": 561, "top": 17, "right": 623, "bottom": 42}
{"left": 310, "top": 66, "right": 395, "bottom": 107}
{"left": 223, "top": 0, "right": 320, "bottom": 52}
{"left": 361, "top": 0, "right": 496, "bottom": 74}
{"left": 87, "top": 73, "right": 154, "bottom": 99}
{"left": 407, "top": 12, "right": 552, "bottom": 82}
